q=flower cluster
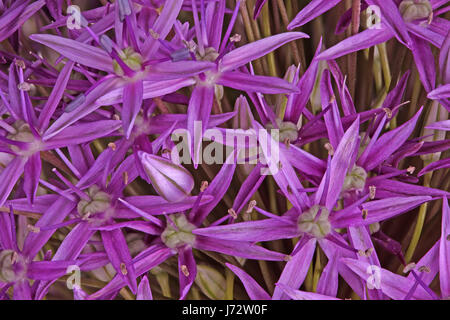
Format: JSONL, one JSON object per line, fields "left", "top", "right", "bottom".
{"left": 0, "top": 0, "right": 448, "bottom": 300}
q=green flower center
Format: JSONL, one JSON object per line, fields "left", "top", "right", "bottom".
{"left": 113, "top": 47, "right": 143, "bottom": 76}
{"left": 161, "top": 214, "right": 196, "bottom": 249}
{"left": 399, "top": 0, "right": 432, "bottom": 22}
{"left": 77, "top": 185, "right": 111, "bottom": 217}
{"left": 7, "top": 121, "right": 34, "bottom": 143}
{"left": 297, "top": 205, "right": 331, "bottom": 239}
{"left": 0, "top": 250, "right": 27, "bottom": 283}
{"left": 342, "top": 165, "right": 367, "bottom": 195}
{"left": 266, "top": 119, "right": 299, "bottom": 142}
{"left": 195, "top": 47, "right": 219, "bottom": 62}
{"left": 6, "top": 121, "right": 43, "bottom": 156}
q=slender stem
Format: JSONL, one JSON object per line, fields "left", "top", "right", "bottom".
{"left": 275, "top": 0, "right": 303, "bottom": 69}
{"left": 403, "top": 170, "right": 431, "bottom": 265}
{"left": 225, "top": 268, "right": 235, "bottom": 300}
{"left": 304, "top": 260, "right": 314, "bottom": 292}
{"left": 261, "top": 2, "right": 278, "bottom": 77}
{"left": 312, "top": 248, "right": 322, "bottom": 292}
{"left": 348, "top": 0, "right": 361, "bottom": 98}
{"left": 409, "top": 69, "right": 422, "bottom": 119}
{"left": 377, "top": 43, "right": 392, "bottom": 93}
{"left": 239, "top": 0, "right": 264, "bottom": 75}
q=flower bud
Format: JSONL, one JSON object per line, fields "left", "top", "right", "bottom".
{"left": 194, "top": 265, "right": 226, "bottom": 300}
{"left": 138, "top": 151, "right": 194, "bottom": 202}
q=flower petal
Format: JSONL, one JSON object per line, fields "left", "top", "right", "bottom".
{"left": 220, "top": 32, "right": 309, "bottom": 72}
{"left": 226, "top": 263, "right": 271, "bottom": 300}
{"left": 30, "top": 34, "right": 114, "bottom": 72}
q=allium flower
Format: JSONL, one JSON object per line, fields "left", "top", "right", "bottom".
{"left": 86, "top": 157, "right": 287, "bottom": 300}
{"left": 0, "top": 60, "right": 120, "bottom": 207}
{"left": 0, "top": 0, "right": 447, "bottom": 302}
{"left": 0, "top": 207, "right": 74, "bottom": 300}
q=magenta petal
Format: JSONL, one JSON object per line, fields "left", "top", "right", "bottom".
{"left": 325, "top": 117, "right": 360, "bottom": 210}
{"left": 317, "top": 27, "right": 393, "bottom": 61}
{"left": 428, "top": 84, "right": 450, "bottom": 100}
{"left": 23, "top": 153, "right": 41, "bottom": 205}
{"left": 0, "top": 157, "right": 27, "bottom": 207}
{"left": 187, "top": 85, "right": 214, "bottom": 167}
{"left": 38, "top": 61, "right": 74, "bottom": 130}
{"left": 87, "top": 245, "right": 174, "bottom": 300}
{"left": 137, "top": 276, "right": 153, "bottom": 300}
{"left": 272, "top": 238, "right": 316, "bottom": 300}
{"left": 27, "top": 260, "right": 75, "bottom": 281}
{"left": 23, "top": 198, "right": 76, "bottom": 259}
{"left": 226, "top": 263, "right": 271, "bottom": 300}
{"left": 101, "top": 229, "right": 138, "bottom": 294}
{"left": 145, "top": 61, "right": 215, "bottom": 81}
{"left": 342, "top": 258, "right": 431, "bottom": 299}
{"left": 253, "top": 0, "right": 267, "bottom": 19}
{"left": 218, "top": 71, "right": 299, "bottom": 94}
{"left": 220, "top": 32, "right": 309, "bottom": 72}
{"left": 141, "top": 0, "right": 184, "bottom": 58}
{"left": 122, "top": 81, "right": 143, "bottom": 139}
{"left": 411, "top": 35, "right": 436, "bottom": 93}
{"left": 44, "top": 120, "right": 121, "bottom": 149}
{"left": 44, "top": 77, "right": 124, "bottom": 140}
{"left": 0, "top": 210, "right": 15, "bottom": 250}
{"left": 440, "top": 197, "right": 449, "bottom": 298}
{"left": 287, "top": 0, "right": 342, "bottom": 29}
{"left": 362, "top": 108, "right": 423, "bottom": 171}
{"left": 0, "top": 0, "right": 45, "bottom": 42}
{"left": 286, "top": 38, "right": 323, "bottom": 122}
{"left": 439, "top": 31, "right": 450, "bottom": 83}
{"left": 178, "top": 246, "right": 197, "bottom": 300}
{"left": 195, "top": 236, "right": 287, "bottom": 261}
{"left": 316, "top": 251, "right": 339, "bottom": 297}
{"left": 321, "top": 69, "right": 344, "bottom": 150}
{"left": 193, "top": 219, "right": 298, "bottom": 242}
{"left": 365, "top": 0, "right": 412, "bottom": 47}
{"left": 418, "top": 158, "right": 450, "bottom": 177}
{"left": 331, "top": 196, "right": 432, "bottom": 228}
{"left": 13, "top": 280, "right": 31, "bottom": 300}
{"left": 191, "top": 154, "right": 236, "bottom": 225}
{"left": 276, "top": 283, "right": 339, "bottom": 300}
{"left": 30, "top": 34, "right": 114, "bottom": 72}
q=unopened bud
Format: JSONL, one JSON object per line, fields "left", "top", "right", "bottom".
{"left": 138, "top": 151, "right": 194, "bottom": 202}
